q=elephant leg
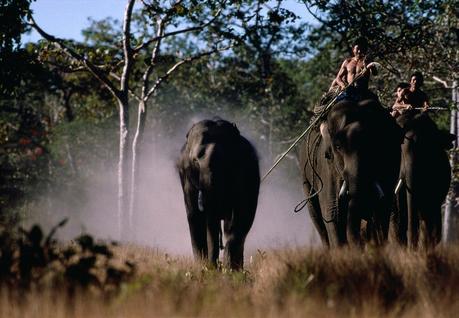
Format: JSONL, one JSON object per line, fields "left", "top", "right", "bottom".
{"left": 223, "top": 216, "right": 248, "bottom": 270}
{"left": 406, "top": 191, "right": 419, "bottom": 249}
{"left": 303, "top": 181, "right": 329, "bottom": 247}
{"left": 183, "top": 183, "right": 208, "bottom": 260}
{"left": 223, "top": 231, "right": 245, "bottom": 270}
{"left": 421, "top": 206, "right": 442, "bottom": 250}
{"left": 347, "top": 199, "right": 362, "bottom": 247}
{"left": 206, "top": 215, "right": 221, "bottom": 267}
{"left": 373, "top": 199, "right": 391, "bottom": 245}
{"left": 223, "top": 199, "right": 256, "bottom": 270}
{"left": 187, "top": 210, "right": 208, "bottom": 260}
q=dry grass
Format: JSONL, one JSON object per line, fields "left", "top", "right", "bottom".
{"left": 2, "top": 244, "right": 459, "bottom": 317}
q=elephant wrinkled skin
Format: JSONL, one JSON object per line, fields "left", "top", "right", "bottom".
{"left": 177, "top": 118, "right": 260, "bottom": 269}
{"left": 390, "top": 111, "right": 453, "bottom": 249}
{"left": 299, "top": 100, "right": 402, "bottom": 247}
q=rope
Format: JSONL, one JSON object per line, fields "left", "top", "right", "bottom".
{"left": 294, "top": 130, "right": 323, "bottom": 213}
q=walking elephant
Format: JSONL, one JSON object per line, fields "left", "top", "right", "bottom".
{"left": 177, "top": 118, "right": 260, "bottom": 269}
{"left": 390, "top": 111, "right": 453, "bottom": 249}
{"left": 299, "top": 99, "right": 403, "bottom": 247}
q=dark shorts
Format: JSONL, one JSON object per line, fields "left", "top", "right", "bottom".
{"left": 336, "top": 87, "right": 379, "bottom": 103}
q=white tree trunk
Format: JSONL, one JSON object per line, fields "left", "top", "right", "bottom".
{"left": 128, "top": 100, "right": 147, "bottom": 238}
{"left": 444, "top": 81, "right": 459, "bottom": 243}
{"left": 118, "top": 98, "right": 130, "bottom": 240}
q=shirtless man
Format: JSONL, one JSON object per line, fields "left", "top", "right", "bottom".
{"left": 390, "top": 72, "right": 430, "bottom": 117}
{"left": 330, "top": 38, "right": 378, "bottom": 102}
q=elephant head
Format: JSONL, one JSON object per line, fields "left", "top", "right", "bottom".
{"left": 319, "top": 99, "right": 403, "bottom": 245}
{"left": 300, "top": 100, "right": 402, "bottom": 245}
{"left": 391, "top": 111, "right": 453, "bottom": 249}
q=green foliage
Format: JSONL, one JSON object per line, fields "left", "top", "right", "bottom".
{"left": 0, "top": 0, "right": 36, "bottom": 97}
{"left": 303, "top": 0, "right": 458, "bottom": 104}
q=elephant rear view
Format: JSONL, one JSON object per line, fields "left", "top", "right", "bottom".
{"left": 177, "top": 118, "right": 260, "bottom": 269}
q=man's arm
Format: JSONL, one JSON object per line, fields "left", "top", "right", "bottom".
{"left": 364, "top": 56, "right": 378, "bottom": 76}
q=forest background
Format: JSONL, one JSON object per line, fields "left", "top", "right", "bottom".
{"left": 1, "top": 0, "right": 458, "bottom": 251}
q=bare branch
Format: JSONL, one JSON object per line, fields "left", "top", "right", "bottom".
{"left": 41, "top": 59, "right": 87, "bottom": 73}
{"left": 133, "top": 6, "right": 224, "bottom": 54}
{"left": 145, "top": 45, "right": 233, "bottom": 101}
{"left": 433, "top": 76, "right": 450, "bottom": 88}
{"left": 120, "top": 0, "right": 136, "bottom": 95}
{"left": 303, "top": 2, "right": 328, "bottom": 26}
{"left": 141, "top": 17, "right": 165, "bottom": 100}
{"left": 27, "top": 14, "right": 121, "bottom": 99}
{"left": 109, "top": 72, "right": 142, "bottom": 101}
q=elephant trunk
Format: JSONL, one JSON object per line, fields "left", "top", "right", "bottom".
{"left": 345, "top": 176, "right": 388, "bottom": 246}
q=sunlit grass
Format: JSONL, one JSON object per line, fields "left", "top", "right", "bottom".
{"left": 2, "top": 244, "right": 459, "bottom": 317}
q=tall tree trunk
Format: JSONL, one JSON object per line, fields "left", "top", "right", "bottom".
{"left": 129, "top": 100, "right": 147, "bottom": 238}
{"left": 444, "top": 81, "right": 459, "bottom": 243}
{"left": 118, "top": 97, "right": 130, "bottom": 240}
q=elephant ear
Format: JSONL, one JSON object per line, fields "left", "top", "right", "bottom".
{"left": 439, "top": 131, "right": 456, "bottom": 150}
{"left": 319, "top": 122, "right": 333, "bottom": 160}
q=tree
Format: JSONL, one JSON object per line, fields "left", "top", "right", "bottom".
{"left": 28, "top": 0, "right": 262, "bottom": 239}
{"left": 302, "top": 0, "right": 458, "bottom": 105}
{"left": 0, "top": 0, "right": 36, "bottom": 97}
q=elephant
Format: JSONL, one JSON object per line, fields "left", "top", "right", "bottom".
{"left": 298, "top": 99, "right": 403, "bottom": 247}
{"left": 177, "top": 118, "right": 260, "bottom": 269}
{"left": 390, "top": 111, "right": 453, "bottom": 249}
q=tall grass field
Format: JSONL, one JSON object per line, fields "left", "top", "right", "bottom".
{"left": 2, "top": 244, "right": 459, "bottom": 317}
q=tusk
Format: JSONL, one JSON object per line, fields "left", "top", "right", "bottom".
{"left": 375, "top": 182, "right": 384, "bottom": 200}
{"left": 339, "top": 181, "right": 348, "bottom": 198}
{"left": 394, "top": 179, "right": 403, "bottom": 195}
{"left": 198, "top": 190, "right": 204, "bottom": 212}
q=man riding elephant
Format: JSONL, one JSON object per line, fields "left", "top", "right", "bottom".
{"left": 329, "top": 37, "right": 379, "bottom": 103}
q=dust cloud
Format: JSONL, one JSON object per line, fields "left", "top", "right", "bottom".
{"left": 33, "top": 113, "right": 317, "bottom": 256}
